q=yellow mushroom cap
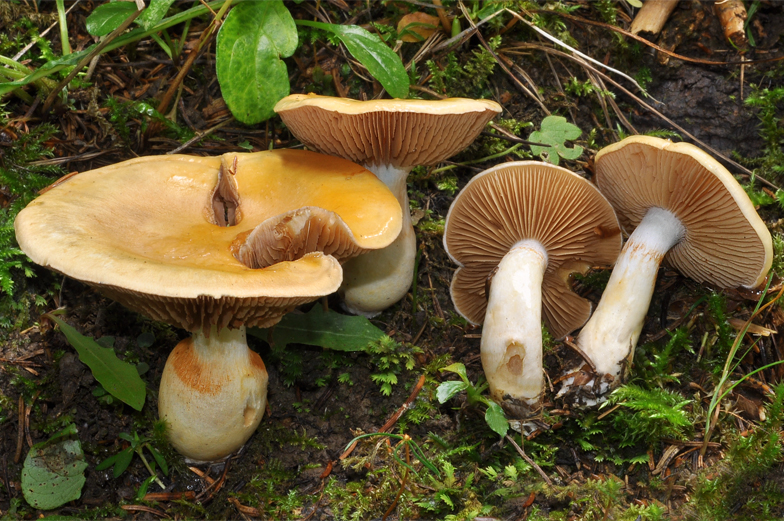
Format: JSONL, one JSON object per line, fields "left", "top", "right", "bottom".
{"left": 15, "top": 149, "right": 402, "bottom": 331}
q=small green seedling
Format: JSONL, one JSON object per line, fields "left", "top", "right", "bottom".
{"left": 96, "top": 431, "right": 168, "bottom": 490}
{"left": 22, "top": 424, "right": 87, "bottom": 510}
{"left": 529, "top": 115, "right": 584, "bottom": 165}
{"left": 436, "top": 362, "right": 509, "bottom": 437}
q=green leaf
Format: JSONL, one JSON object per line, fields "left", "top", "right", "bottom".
{"left": 112, "top": 449, "right": 134, "bottom": 479}
{"left": 216, "top": 0, "right": 297, "bottom": 124}
{"left": 148, "top": 446, "right": 168, "bottom": 476}
{"left": 484, "top": 401, "right": 509, "bottom": 437}
{"left": 436, "top": 380, "right": 468, "bottom": 404}
{"left": 529, "top": 115, "right": 584, "bottom": 165}
{"left": 248, "top": 305, "right": 386, "bottom": 351}
{"left": 627, "top": 0, "right": 643, "bottom": 7}
{"left": 85, "top": 2, "right": 139, "bottom": 36}
{"left": 21, "top": 424, "right": 87, "bottom": 510}
{"left": 296, "top": 20, "right": 409, "bottom": 99}
{"left": 440, "top": 362, "right": 468, "bottom": 382}
{"left": 45, "top": 314, "right": 146, "bottom": 411}
{"left": 137, "top": 0, "right": 177, "bottom": 30}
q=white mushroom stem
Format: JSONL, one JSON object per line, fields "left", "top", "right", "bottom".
{"left": 158, "top": 326, "right": 268, "bottom": 461}
{"left": 340, "top": 164, "right": 416, "bottom": 317}
{"left": 576, "top": 207, "right": 686, "bottom": 382}
{"left": 483, "top": 239, "right": 548, "bottom": 411}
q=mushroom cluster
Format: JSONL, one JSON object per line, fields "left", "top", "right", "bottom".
{"left": 15, "top": 149, "right": 402, "bottom": 461}
{"left": 444, "top": 135, "right": 773, "bottom": 417}
{"left": 275, "top": 93, "right": 502, "bottom": 316}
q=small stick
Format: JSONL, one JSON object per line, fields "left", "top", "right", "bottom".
{"left": 562, "top": 336, "right": 597, "bottom": 374}
{"left": 505, "top": 434, "right": 552, "bottom": 485}
{"left": 14, "top": 397, "right": 24, "bottom": 464}
{"left": 120, "top": 505, "right": 170, "bottom": 518}
{"left": 143, "top": 491, "right": 196, "bottom": 501}
{"left": 43, "top": 9, "right": 142, "bottom": 113}
{"left": 340, "top": 375, "right": 426, "bottom": 460}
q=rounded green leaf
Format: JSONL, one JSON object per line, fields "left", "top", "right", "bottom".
{"left": 216, "top": 1, "right": 297, "bottom": 124}
{"left": 22, "top": 425, "right": 87, "bottom": 510}
{"left": 484, "top": 402, "right": 509, "bottom": 437}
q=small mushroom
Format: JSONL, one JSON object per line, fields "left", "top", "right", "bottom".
{"left": 15, "top": 149, "right": 401, "bottom": 460}
{"left": 443, "top": 162, "right": 621, "bottom": 416}
{"left": 559, "top": 136, "right": 773, "bottom": 403}
{"left": 275, "top": 93, "right": 502, "bottom": 316}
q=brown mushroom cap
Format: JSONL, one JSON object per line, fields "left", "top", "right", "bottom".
{"left": 444, "top": 161, "right": 622, "bottom": 338}
{"left": 15, "top": 149, "right": 402, "bottom": 331}
{"left": 595, "top": 136, "right": 772, "bottom": 289}
{"left": 274, "top": 93, "right": 502, "bottom": 168}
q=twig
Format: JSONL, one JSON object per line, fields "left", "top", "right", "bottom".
{"left": 12, "top": 0, "right": 83, "bottom": 61}
{"left": 502, "top": 42, "right": 780, "bottom": 190}
{"left": 382, "top": 439, "right": 411, "bottom": 521}
{"left": 153, "top": 0, "right": 232, "bottom": 129}
{"left": 505, "top": 434, "right": 552, "bottom": 485}
{"left": 340, "top": 375, "right": 427, "bottom": 460}
{"left": 42, "top": 9, "right": 143, "bottom": 113}
{"left": 562, "top": 337, "right": 597, "bottom": 374}
{"left": 143, "top": 491, "right": 196, "bottom": 501}
{"left": 458, "top": 2, "right": 549, "bottom": 115}
{"left": 546, "top": 10, "right": 784, "bottom": 67}
{"left": 14, "top": 397, "right": 24, "bottom": 464}
{"left": 504, "top": 9, "right": 654, "bottom": 100}
{"left": 120, "top": 505, "right": 170, "bottom": 518}
{"left": 195, "top": 460, "right": 230, "bottom": 502}
{"left": 167, "top": 118, "right": 233, "bottom": 154}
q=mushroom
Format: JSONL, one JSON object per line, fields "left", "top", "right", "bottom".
{"left": 15, "top": 149, "right": 401, "bottom": 461}
{"left": 559, "top": 136, "right": 773, "bottom": 403}
{"left": 443, "top": 161, "right": 622, "bottom": 415}
{"left": 275, "top": 93, "right": 502, "bottom": 316}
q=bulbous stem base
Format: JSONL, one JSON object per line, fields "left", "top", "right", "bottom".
{"left": 158, "top": 326, "right": 268, "bottom": 461}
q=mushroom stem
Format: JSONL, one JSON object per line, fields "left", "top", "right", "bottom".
{"left": 340, "top": 164, "right": 416, "bottom": 317}
{"left": 483, "top": 239, "right": 548, "bottom": 414}
{"left": 574, "top": 207, "right": 685, "bottom": 388}
{"left": 158, "top": 326, "right": 268, "bottom": 461}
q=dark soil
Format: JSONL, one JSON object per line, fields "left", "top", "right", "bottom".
{"left": 1, "top": 1, "right": 784, "bottom": 520}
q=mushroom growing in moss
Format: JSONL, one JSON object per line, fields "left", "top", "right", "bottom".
{"left": 275, "top": 93, "right": 502, "bottom": 316}
{"left": 559, "top": 136, "right": 773, "bottom": 404}
{"left": 443, "top": 161, "right": 621, "bottom": 416}
{"left": 15, "top": 150, "right": 401, "bottom": 460}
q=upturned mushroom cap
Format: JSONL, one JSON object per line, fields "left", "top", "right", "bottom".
{"left": 15, "top": 149, "right": 402, "bottom": 331}
{"left": 274, "top": 93, "right": 502, "bottom": 169}
{"left": 444, "top": 161, "right": 622, "bottom": 339}
{"left": 595, "top": 136, "right": 772, "bottom": 289}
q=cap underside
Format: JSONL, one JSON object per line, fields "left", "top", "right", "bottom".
{"left": 595, "top": 136, "right": 772, "bottom": 289}
{"left": 444, "top": 161, "right": 622, "bottom": 338}
{"left": 275, "top": 94, "right": 502, "bottom": 168}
